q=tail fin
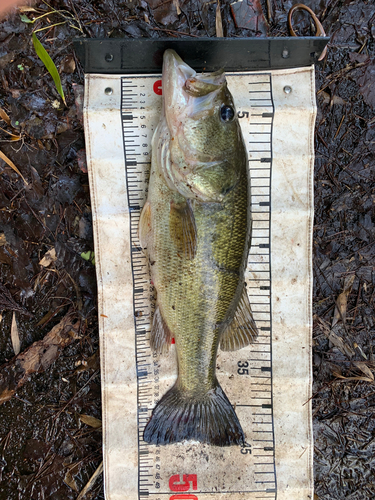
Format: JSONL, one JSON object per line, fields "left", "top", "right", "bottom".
{"left": 143, "top": 381, "right": 244, "bottom": 446}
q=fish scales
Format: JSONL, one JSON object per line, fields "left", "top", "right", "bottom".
{"left": 139, "top": 49, "right": 258, "bottom": 446}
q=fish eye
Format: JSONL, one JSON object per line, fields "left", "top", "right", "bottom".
{"left": 220, "top": 105, "right": 235, "bottom": 122}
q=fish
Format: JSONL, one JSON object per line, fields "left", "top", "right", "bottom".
{"left": 139, "top": 49, "right": 258, "bottom": 446}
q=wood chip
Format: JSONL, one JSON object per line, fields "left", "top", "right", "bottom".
{"left": 11, "top": 312, "right": 20, "bottom": 356}
{"left": 216, "top": 0, "right": 224, "bottom": 37}
{"left": 173, "top": 0, "right": 181, "bottom": 15}
{"left": 77, "top": 461, "right": 103, "bottom": 500}
{"left": 39, "top": 248, "right": 57, "bottom": 267}
{"left": 0, "top": 150, "right": 28, "bottom": 186}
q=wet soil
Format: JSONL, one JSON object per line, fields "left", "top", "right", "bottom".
{"left": 0, "top": 0, "right": 374, "bottom": 499}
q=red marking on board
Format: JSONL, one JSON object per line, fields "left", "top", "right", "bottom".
{"left": 169, "top": 474, "right": 197, "bottom": 492}
{"left": 171, "top": 338, "right": 175, "bottom": 344}
{"left": 153, "top": 80, "right": 162, "bottom": 95}
{"left": 170, "top": 496, "right": 198, "bottom": 500}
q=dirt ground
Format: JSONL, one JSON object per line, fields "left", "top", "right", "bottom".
{"left": 0, "top": 0, "right": 374, "bottom": 499}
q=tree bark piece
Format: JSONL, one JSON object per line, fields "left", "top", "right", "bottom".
{"left": 0, "top": 312, "right": 80, "bottom": 405}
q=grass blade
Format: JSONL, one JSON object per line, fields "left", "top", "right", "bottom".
{"left": 0, "top": 150, "right": 28, "bottom": 185}
{"left": 32, "top": 32, "right": 66, "bottom": 105}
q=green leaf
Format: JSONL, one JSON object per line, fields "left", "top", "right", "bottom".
{"left": 20, "top": 14, "right": 34, "bottom": 23}
{"left": 32, "top": 32, "right": 66, "bottom": 105}
{"left": 81, "top": 251, "right": 95, "bottom": 265}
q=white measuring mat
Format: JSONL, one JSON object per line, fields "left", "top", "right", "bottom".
{"left": 83, "top": 65, "right": 316, "bottom": 500}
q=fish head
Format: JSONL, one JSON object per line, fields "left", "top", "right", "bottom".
{"left": 161, "top": 49, "right": 247, "bottom": 202}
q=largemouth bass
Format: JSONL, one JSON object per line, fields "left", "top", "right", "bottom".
{"left": 139, "top": 50, "right": 258, "bottom": 446}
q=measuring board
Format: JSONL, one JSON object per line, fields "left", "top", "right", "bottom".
{"left": 121, "top": 73, "right": 276, "bottom": 499}
{"left": 83, "top": 61, "right": 316, "bottom": 500}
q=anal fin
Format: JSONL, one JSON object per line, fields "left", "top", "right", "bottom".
{"left": 220, "top": 284, "right": 258, "bottom": 351}
{"left": 169, "top": 199, "right": 197, "bottom": 259}
{"left": 150, "top": 305, "right": 172, "bottom": 354}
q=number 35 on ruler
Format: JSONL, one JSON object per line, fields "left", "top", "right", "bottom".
{"left": 169, "top": 474, "right": 198, "bottom": 500}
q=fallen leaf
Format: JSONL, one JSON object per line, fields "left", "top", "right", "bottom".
{"left": 18, "top": 6, "right": 39, "bottom": 12}
{"left": 64, "top": 469, "right": 79, "bottom": 492}
{"left": 353, "top": 342, "right": 367, "bottom": 360}
{"left": 216, "top": 0, "right": 224, "bottom": 37}
{"left": 79, "top": 414, "right": 102, "bottom": 428}
{"left": 332, "top": 275, "right": 355, "bottom": 327}
{"left": 230, "top": 0, "right": 268, "bottom": 34}
{"left": 11, "top": 312, "right": 21, "bottom": 356}
{"left": 353, "top": 361, "right": 374, "bottom": 381}
{"left": 0, "top": 108, "right": 11, "bottom": 126}
{"left": 0, "top": 150, "right": 28, "bottom": 185}
{"left": 329, "top": 331, "right": 355, "bottom": 358}
{"left": 332, "top": 372, "right": 373, "bottom": 383}
{"left": 0, "top": 233, "right": 6, "bottom": 246}
{"left": 39, "top": 248, "right": 57, "bottom": 267}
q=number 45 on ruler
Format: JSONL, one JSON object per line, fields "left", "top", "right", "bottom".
{"left": 169, "top": 474, "right": 197, "bottom": 499}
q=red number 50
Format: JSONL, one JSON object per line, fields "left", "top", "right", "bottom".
{"left": 169, "top": 474, "right": 198, "bottom": 499}
{"left": 170, "top": 496, "right": 198, "bottom": 500}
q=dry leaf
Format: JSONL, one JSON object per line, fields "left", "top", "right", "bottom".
{"left": 353, "top": 361, "right": 374, "bottom": 381}
{"left": 11, "top": 312, "right": 20, "bottom": 355}
{"left": 216, "top": 0, "right": 224, "bottom": 37}
{"left": 332, "top": 372, "right": 373, "bottom": 383}
{"left": 332, "top": 275, "right": 355, "bottom": 327}
{"left": 0, "top": 126, "right": 21, "bottom": 141}
{"left": 18, "top": 6, "right": 39, "bottom": 12}
{"left": 0, "top": 233, "right": 6, "bottom": 246}
{"left": 329, "top": 331, "right": 355, "bottom": 358}
{"left": 39, "top": 248, "right": 57, "bottom": 267}
{"left": 0, "top": 150, "right": 28, "bottom": 185}
{"left": 79, "top": 414, "right": 102, "bottom": 428}
{"left": 77, "top": 461, "right": 103, "bottom": 500}
{"left": 353, "top": 342, "right": 367, "bottom": 360}
{"left": 0, "top": 108, "right": 11, "bottom": 126}
{"left": 64, "top": 469, "right": 79, "bottom": 492}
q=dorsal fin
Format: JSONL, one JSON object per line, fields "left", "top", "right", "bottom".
{"left": 220, "top": 285, "right": 258, "bottom": 351}
{"left": 169, "top": 200, "right": 197, "bottom": 259}
{"left": 150, "top": 305, "right": 172, "bottom": 354}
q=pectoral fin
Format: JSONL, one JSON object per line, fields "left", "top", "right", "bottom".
{"left": 169, "top": 200, "right": 197, "bottom": 259}
{"left": 150, "top": 305, "right": 172, "bottom": 354}
{"left": 139, "top": 201, "right": 152, "bottom": 250}
{"left": 220, "top": 285, "right": 258, "bottom": 351}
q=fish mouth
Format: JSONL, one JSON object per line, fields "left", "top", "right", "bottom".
{"left": 162, "top": 49, "right": 196, "bottom": 131}
{"left": 162, "top": 50, "right": 226, "bottom": 132}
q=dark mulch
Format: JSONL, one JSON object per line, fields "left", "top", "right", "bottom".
{"left": 0, "top": 0, "right": 374, "bottom": 499}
